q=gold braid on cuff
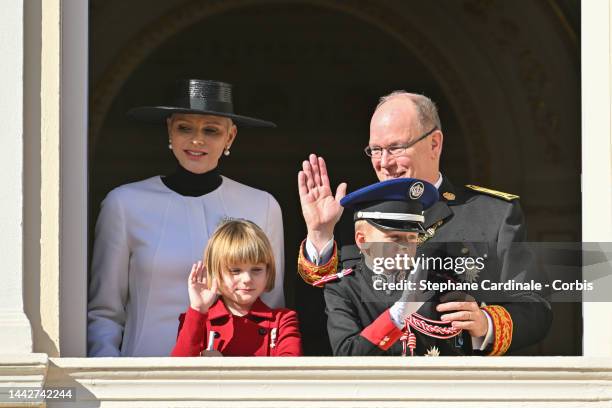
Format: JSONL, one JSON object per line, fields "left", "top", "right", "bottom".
{"left": 482, "top": 305, "right": 513, "bottom": 356}
{"left": 297, "top": 239, "right": 338, "bottom": 286}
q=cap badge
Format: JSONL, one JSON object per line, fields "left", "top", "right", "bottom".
{"left": 409, "top": 181, "right": 425, "bottom": 199}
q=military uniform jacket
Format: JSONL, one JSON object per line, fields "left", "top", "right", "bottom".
{"left": 299, "top": 176, "right": 553, "bottom": 355}
{"left": 325, "top": 261, "right": 473, "bottom": 356}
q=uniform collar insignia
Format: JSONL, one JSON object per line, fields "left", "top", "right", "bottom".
{"left": 417, "top": 219, "right": 443, "bottom": 246}
{"left": 423, "top": 175, "right": 455, "bottom": 229}
{"left": 442, "top": 192, "right": 455, "bottom": 201}
{"left": 438, "top": 176, "right": 456, "bottom": 198}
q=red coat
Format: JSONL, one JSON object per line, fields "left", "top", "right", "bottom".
{"left": 172, "top": 298, "right": 303, "bottom": 357}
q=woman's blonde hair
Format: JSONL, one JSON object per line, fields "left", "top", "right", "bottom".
{"left": 204, "top": 219, "right": 275, "bottom": 291}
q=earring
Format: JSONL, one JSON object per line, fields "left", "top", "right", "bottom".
{"left": 168, "top": 140, "right": 172, "bottom": 150}
{"left": 224, "top": 147, "right": 230, "bottom": 156}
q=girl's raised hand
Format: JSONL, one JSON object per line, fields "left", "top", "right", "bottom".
{"left": 187, "top": 261, "right": 219, "bottom": 313}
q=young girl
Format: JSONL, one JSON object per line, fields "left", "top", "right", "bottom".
{"left": 172, "top": 219, "right": 302, "bottom": 357}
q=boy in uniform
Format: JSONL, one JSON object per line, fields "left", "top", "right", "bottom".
{"left": 319, "top": 178, "right": 516, "bottom": 356}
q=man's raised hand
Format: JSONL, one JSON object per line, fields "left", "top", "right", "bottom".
{"left": 298, "top": 154, "right": 347, "bottom": 252}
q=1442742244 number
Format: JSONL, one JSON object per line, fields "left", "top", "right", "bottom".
{"left": 4, "top": 387, "right": 75, "bottom": 401}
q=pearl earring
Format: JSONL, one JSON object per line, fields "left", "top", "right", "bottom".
{"left": 168, "top": 140, "right": 172, "bottom": 150}
{"left": 224, "top": 147, "right": 231, "bottom": 156}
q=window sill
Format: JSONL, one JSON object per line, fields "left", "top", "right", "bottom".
{"left": 31, "top": 356, "right": 612, "bottom": 406}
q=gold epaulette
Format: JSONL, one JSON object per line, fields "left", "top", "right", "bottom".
{"left": 297, "top": 239, "right": 338, "bottom": 286}
{"left": 465, "top": 185, "right": 519, "bottom": 201}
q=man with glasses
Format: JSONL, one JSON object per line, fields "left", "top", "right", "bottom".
{"left": 296, "top": 91, "right": 552, "bottom": 356}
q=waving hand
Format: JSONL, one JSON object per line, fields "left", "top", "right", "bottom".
{"left": 298, "top": 154, "right": 347, "bottom": 252}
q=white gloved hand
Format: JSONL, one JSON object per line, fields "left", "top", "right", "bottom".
{"left": 389, "top": 265, "right": 434, "bottom": 328}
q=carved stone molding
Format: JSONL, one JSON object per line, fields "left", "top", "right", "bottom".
{"left": 0, "top": 354, "right": 48, "bottom": 407}
{"left": 43, "top": 357, "right": 612, "bottom": 406}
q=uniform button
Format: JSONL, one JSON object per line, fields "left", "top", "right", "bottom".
{"left": 258, "top": 328, "right": 267, "bottom": 335}
{"left": 461, "top": 247, "right": 469, "bottom": 254}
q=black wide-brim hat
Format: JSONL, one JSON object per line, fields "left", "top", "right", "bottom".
{"left": 127, "top": 79, "right": 276, "bottom": 128}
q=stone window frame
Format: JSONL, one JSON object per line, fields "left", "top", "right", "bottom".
{"left": 0, "top": 1, "right": 608, "bottom": 404}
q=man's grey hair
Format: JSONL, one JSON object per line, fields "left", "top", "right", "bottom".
{"left": 376, "top": 91, "right": 442, "bottom": 132}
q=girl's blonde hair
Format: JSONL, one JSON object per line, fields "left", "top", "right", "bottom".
{"left": 204, "top": 219, "right": 275, "bottom": 291}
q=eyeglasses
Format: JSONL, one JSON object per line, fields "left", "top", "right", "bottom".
{"left": 364, "top": 126, "right": 438, "bottom": 158}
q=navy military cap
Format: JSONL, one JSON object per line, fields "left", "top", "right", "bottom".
{"left": 340, "top": 178, "right": 438, "bottom": 232}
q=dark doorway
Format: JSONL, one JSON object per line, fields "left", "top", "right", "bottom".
{"left": 90, "top": 0, "right": 581, "bottom": 356}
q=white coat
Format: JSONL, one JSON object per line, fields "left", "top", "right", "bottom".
{"left": 87, "top": 176, "right": 284, "bottom": 357}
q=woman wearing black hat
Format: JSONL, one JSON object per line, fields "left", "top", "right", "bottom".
{"left": 87, "top": 79, "right": 284, "bottom": 357}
